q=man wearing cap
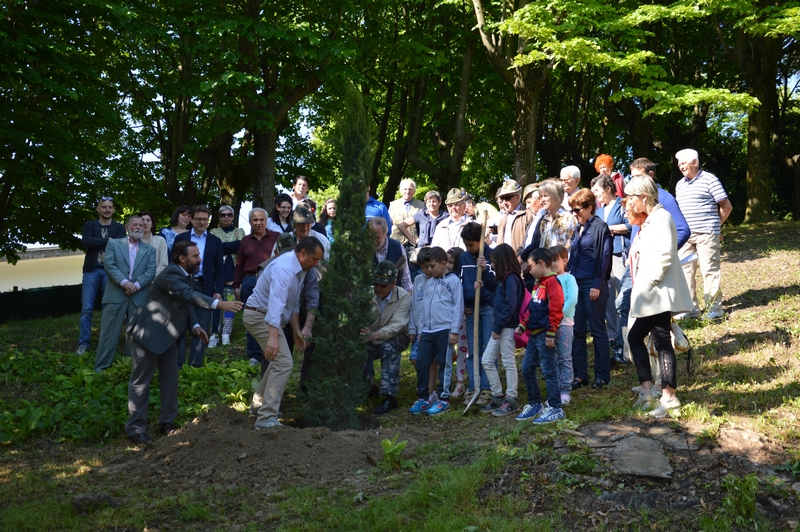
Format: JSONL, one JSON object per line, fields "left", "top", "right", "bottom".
{"left": 77, "top": 196, "right": 127, "bottom": 355}
{"left": 234, "top": 208, "right": 281, "bottom": 366}
{"left": 495, "top": 179, "right": 531, "bottom": 254}
{"left": 560, "top": 166, "right": 582, "bottom": 209}
{"left": 246, "top": 237, "right": 325, "bottom": 429}
{"left": 522, "top": 183, "right": 546, "bottom": 248}
{"left": 361, "top": 260, "right": 412, "bottom": 415}
{"left": 286, "top": 203, "right": 330, "bottom": 261}
{"left": 281, "top": 205, "right": 327, "bottom": 388}
{"left": 431, "top": 188, "right": 472, "bottom": 251}
{"left": 365, "top": 190, "right": 393, "bottom": 234}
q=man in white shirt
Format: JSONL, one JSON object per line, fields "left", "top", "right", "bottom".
{"left": 245, "top": 237, "right": 324, "bottom": 429}
{"left": 431, "top": 188, "right": 472, "bottom": 251}
{"left": 674, "top": 149, "right": 733, "bottom": 319}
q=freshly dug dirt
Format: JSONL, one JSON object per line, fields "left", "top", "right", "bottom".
{"left": 96, "top": 406, "right": 426, "bottom": 493}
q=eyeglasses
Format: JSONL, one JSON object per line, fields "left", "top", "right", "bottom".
{"left": 219, "top": 212, "right": 234, "bottom": 218}
{"left": 99, "top": 196, "right": 113, "bottom": 201}
{"left": 193, "top": 217, "right": 209, "bottom": 222}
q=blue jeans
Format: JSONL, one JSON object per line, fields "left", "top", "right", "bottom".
{"left": 521, "top": 333, "right": 561, "bottom": 409}
{"left": 464, "top": 305, "right": 493, "bottom": 392}
{"left": 79, "top": 268, "right": 108, "bottom": 347}
{"left": 571, "top": 278, "right": 610, "bottom": 383}
{"left": 615, "top": 265, "right": 632, "bottom": 347}
{"left": 239, "top": 275, "right": 262, "bottom": 361}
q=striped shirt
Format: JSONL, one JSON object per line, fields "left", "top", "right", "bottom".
{"left": 675, "top": 170, "right": 728, "bottom": 235}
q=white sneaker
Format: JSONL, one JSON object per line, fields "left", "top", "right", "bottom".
{"left": 254, "top": 416, "right": 283, "bottom": 430}
{"left": 207, "top": 335, "right": 219, "bottom": 349}
{"left": 221, "top": 334, "right": 231, "bottom": 345}
{"left": 649, "top": 396, "right": 681, "bottom": 418}
{"left": 560, "top": 393, "right": 571, "bottom": 405}
{"left": 76, "top": 345, "right": 88, "bottom": 356}
{"left": 703, "top": 310, "right": 725, "bottom": 320}
{"left": 675, "top": 308, "right": 701, "bottom": 320}
{"left": 249, "top": 358, "right": 260, "bottom": 367}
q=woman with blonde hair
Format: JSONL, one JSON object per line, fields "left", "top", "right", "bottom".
{"left": 625, "top": 175, "right": 693, "bottom": 417}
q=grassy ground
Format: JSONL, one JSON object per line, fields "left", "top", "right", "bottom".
{"left": 1, "top": 221, "right": 799, "bottom": 531}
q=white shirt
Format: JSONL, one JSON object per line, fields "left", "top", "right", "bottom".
{"left": 190, "top": 230, "right": 208, "bottom": 277}
{"left": 248, "top": 252, "right": 307, "bottom": 329}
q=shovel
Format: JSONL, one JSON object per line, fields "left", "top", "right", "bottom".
{"left": 463, "top": 210, "right": 488, "bottom": 415}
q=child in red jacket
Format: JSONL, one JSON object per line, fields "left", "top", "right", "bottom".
{"left": 515, "top": 248, "right": 565, "bottom": 423}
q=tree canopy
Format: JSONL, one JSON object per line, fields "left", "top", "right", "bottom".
{"left": 2, "top": 0, "right": 799, "bottom": 262}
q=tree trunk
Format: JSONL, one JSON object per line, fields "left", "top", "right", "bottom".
{"left": 253, "top": 127, "right": 277, "bottom": 209}
{"left": 740, "top": 34, "right": 780, "bottom": 223}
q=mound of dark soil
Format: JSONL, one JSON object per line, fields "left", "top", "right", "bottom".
{"left": 96, "top": 406, "right": 427, "bottom": 493}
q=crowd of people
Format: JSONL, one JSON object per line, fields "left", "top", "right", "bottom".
{"left": 77, "top": 151, "right": 732, "bottom": 441}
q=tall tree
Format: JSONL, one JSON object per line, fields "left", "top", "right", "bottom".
{"left": 711, "top": 1, "right": 799, "bottom": 222}
{"left": 303, "top": 85, "right": 375, "bottom": 430}
{"left": 1, "top": 0, "right": 126, "bottom": 262}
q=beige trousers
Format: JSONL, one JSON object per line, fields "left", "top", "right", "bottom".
{"left": 679, "top": 233, "right": 722, "bottom": 314}
{"left": 243, "top": 309, "right": 293, "bottom": 420}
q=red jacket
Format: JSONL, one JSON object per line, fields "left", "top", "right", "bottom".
{"left": 520, "top": 273, "right": 564, "bottom": 338}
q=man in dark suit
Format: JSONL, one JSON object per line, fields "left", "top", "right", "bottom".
{"left": 125, "top": 240, "right": 243, "bottom": 445}
{"left": 94, "top": 214, "right": 157, "bottom": 372}
{"left": 174, "top": 204, "right": 224, "bottom": 367}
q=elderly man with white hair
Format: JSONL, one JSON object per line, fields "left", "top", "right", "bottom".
{"left": 389, "top": 179, "right": 425, "bottom": 246}
{"left": 369, "top": 216, "right": 413, "bottom": 293}
{"left": 560, "top": 165, "right": 582, "bottom": 209}
{"left": 674, "top": 149, "right": 733, "bottom": 320}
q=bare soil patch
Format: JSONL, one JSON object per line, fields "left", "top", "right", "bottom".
{"left": 95, "top": 406, "right": 429, "bottom": 493}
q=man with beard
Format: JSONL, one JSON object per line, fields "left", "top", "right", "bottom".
{"left": 77, "top": 196, "right": 127, "bottom": 355}
{"left": 125, "top": 241, "right": 243, "bottom": 445}
{"left": 94, "top": 215, "right": 157, "bottom": 372}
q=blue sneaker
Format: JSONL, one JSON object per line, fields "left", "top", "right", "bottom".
{"left": 409, "top": 399, "right": 430, "bottom": 415}
{"left": 426, "top": 400, "right": 450, "bottom": 416}
{"left": 532, "top": 406, "right": 565, "bottom": 424}
{"left": 515, "top": 403, "right": 544, "bottom": 421}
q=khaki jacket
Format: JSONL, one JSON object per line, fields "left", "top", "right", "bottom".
{"left": 367, "top": 286, "right": 411, "bottom": 344}
{"left": 388, "top": 198, "right": 424, "bottom": 245}
{"left": 630, "top": 205, "right": 693, "bottom": 318}
{"left": 497, "top": 209, "right": 533, "bottom": 253}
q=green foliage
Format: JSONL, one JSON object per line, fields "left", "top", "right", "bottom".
{"left": 709, "top": 473, "right": 760, "bottom": 529}
{"left": 301, "top": 84, "right": 376, "bottom": 430}
{"left": 380, "top": 433, "right": 409, "bottom": 470}
{"left": 775, "top": 459, "right": 800, "bottom": 479}
{"left": 0, "top": 349, "right": 258, "bottom": 444}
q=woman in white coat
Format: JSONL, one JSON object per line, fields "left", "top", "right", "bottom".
{"left": 625, "top": 176, "right": 693, "bottom": 418}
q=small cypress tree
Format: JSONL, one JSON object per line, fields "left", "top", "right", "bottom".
{"left": 302, "top": 85, "right": 375, "bottom": 430}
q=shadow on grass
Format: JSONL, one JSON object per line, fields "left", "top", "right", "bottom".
{"left": 721, "top": 221, "right": 800, "bottom": 262}
{"left": 692, "top": 329, "right": 793, "bottom": 359}
{"left": 694, "top": 377, "right": 800, "bottom": 418}
{"left": 722, "top": 283, "right": 800, "bottom": 312}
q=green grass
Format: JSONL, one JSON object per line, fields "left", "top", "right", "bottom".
{"left": 1, "top": 221, "right": 799, "bottom": 530}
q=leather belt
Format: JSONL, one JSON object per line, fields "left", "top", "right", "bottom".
{"left": 245, "top": 305, "right": 265, "bottom": 314}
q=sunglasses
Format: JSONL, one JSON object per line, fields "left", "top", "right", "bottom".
{"left": 570, "top": 207, "right": 585, "bottom": 214}
{"left": 498, "top": 195, "right": 516, "bottom": 202}
{"left": 219, "top": 212, "right": 234, "bottom": 217}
